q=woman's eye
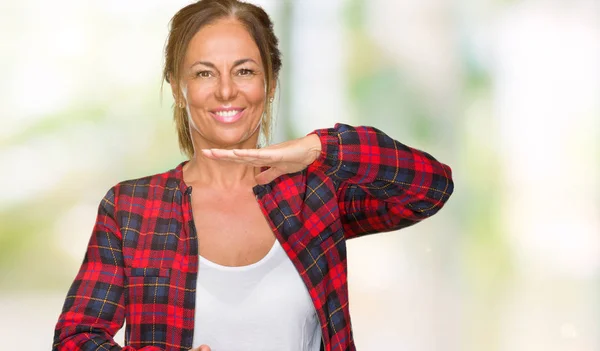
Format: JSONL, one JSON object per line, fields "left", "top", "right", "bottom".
{"left": 237, "top": 68, "right": 254, "bottom": 76}
{"left": 196, "top": 71, "right": 212, "bottom": 78}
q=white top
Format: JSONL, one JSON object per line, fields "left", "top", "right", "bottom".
{"left": 192, "top": 240, "right": 322, "bottom": 351}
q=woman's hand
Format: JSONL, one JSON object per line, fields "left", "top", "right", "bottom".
{"left": 190, "top": 345, "right": 211, "bottom": 351}
{"left": 202, "top": 134, "right": 322, "bottom": 184}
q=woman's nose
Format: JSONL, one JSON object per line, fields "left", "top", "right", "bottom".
{"left": 215, "top": 74, "right": 237, "bottom": 101}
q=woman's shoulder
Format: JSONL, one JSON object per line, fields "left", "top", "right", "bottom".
{"left": 103, "top": 161, "right": 188, "bottom": 204}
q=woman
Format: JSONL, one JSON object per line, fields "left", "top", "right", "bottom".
{"left": 53, "top": 0, "right": 454, "bottom": 350}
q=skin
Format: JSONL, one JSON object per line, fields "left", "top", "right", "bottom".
{"left": 172, "top": 18, "right": 321, "bottom": 351}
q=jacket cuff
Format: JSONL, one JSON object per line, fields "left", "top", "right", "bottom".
{"left": 307, "top": 128, "right": 341, "bottom": 176}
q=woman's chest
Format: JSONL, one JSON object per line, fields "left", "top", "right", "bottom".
{"left": 193, "top": 241, "right": 321, "bottom": 350}
{"left": 192, "top": 191, "right": 276, "bottom": 266}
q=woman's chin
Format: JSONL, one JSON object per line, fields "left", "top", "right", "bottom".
{"left": 205, "top": 134, "right": 259, "bottom": 149}
{"left": 192, "top": 121, "right": 261, "bottom": 149}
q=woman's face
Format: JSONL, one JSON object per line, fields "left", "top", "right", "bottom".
{"left": 178, "top": 18, "right": 270, "bottom": 150}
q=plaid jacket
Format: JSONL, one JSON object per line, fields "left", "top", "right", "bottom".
{"left": 54, "top": 124, "right": 453, "bottom": 351}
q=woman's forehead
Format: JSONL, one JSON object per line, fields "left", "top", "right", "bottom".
{"left": 185, "top": 18, "right": 262, "bottom": 65}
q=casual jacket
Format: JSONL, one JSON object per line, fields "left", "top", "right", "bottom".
{"left": 54, "top": 124, "right": 454, "bottom": 351}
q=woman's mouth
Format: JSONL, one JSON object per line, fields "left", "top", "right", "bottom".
{"left": 211, "top": 108, "right": 244, "bottom": 123}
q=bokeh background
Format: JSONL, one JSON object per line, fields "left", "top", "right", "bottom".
{"left": 1, "top": 0, "right": 598, "bottom": 350}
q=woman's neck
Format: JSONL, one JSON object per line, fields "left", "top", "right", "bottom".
{"left": 183, "top": 129, "right": 262, "bottom": 190}
{"left": 183, "top": 155, "right": 258, "bottom": 190}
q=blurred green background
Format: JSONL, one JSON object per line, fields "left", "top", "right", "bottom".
{"left": 1, "top": 0, "right": 598, "bottom": 350}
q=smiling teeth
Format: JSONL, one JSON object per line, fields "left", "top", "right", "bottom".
{"left": 215, "top": 110, "right": 240, "bottom": 117}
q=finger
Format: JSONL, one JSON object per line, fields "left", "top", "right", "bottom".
{"left": 201, "top": 149, "right": 217, "bottom": 159}
{"left": 204, "top": 147, "right": 280, "bottom": 160}
{"left": 199, "top": 345, "right": 212, "bottom": 351}
{"left": 255, "top": 167, "right": 284, "bottom": 185}
{"left": 231, "top": 148, "right": 272, "bottom": 159}
{"left": 201, "top": 148, "right": 232, "bottom": 160}
{"left": 205, "top": 148, "right": 236, "bottom": 159}
{"left": 203, "top": 149, "right": 258, "bottom": 162}
{"left": 200, "top": 149, "right": 248, "bottom": 164}
{"left": 205, "top": 149, "right": 277, "bottom": 167}
{"left": 234, "top": 148, "right": 286, "bottom": 163}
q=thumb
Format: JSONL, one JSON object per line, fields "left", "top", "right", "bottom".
{"left": 198, "top": 345, "right": 212, "bottom": 351}
{"left": 255, "top": 167, "right": 284, "bottom": 185}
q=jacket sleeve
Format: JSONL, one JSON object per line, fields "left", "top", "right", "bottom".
{"left": 308, "top": 124, "right": 454, "bottom": 239}
{"left": 53, "top": 187, "right": 161, "bottom": 351}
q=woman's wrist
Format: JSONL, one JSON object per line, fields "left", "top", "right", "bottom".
{"left": 305, "top": 134, "right": 322, "bottom": 164}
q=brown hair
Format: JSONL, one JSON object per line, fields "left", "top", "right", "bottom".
{"left": 163, "top": 0, "right": 282, "bottom": 157}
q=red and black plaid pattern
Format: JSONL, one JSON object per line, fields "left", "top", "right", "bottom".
{"left": 54, "top": 124, "right": 453, "bottom": 351}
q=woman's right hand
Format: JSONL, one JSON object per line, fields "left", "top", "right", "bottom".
{"left": 190, "top": 345, "right": 211, "bottom": 351}
{"left": 202, "top": 134, "right": 322, "bottom": 185}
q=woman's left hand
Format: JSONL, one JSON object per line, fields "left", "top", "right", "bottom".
{"left": 201, "top": 134, "right": 322, "bottom": 185}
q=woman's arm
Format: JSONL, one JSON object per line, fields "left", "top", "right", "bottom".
{"left": 203, "top": 123, "right": 453, "bottom": 239}
{"left": 308, "top": 123, "right": 453, "bottom": 239}
{"left": 53, "top": 188, "right": 160, "bottom": 351}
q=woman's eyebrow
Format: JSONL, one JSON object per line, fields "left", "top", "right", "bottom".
{"left": 191, "top": 58, "right": 258, "bottom": 69}
{"left": 232, "top": 58, "right": 257, "bottom": 67}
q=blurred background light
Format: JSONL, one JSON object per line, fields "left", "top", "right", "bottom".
{"left": 0, "top": 0, "right": 597, "bottom": 350}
